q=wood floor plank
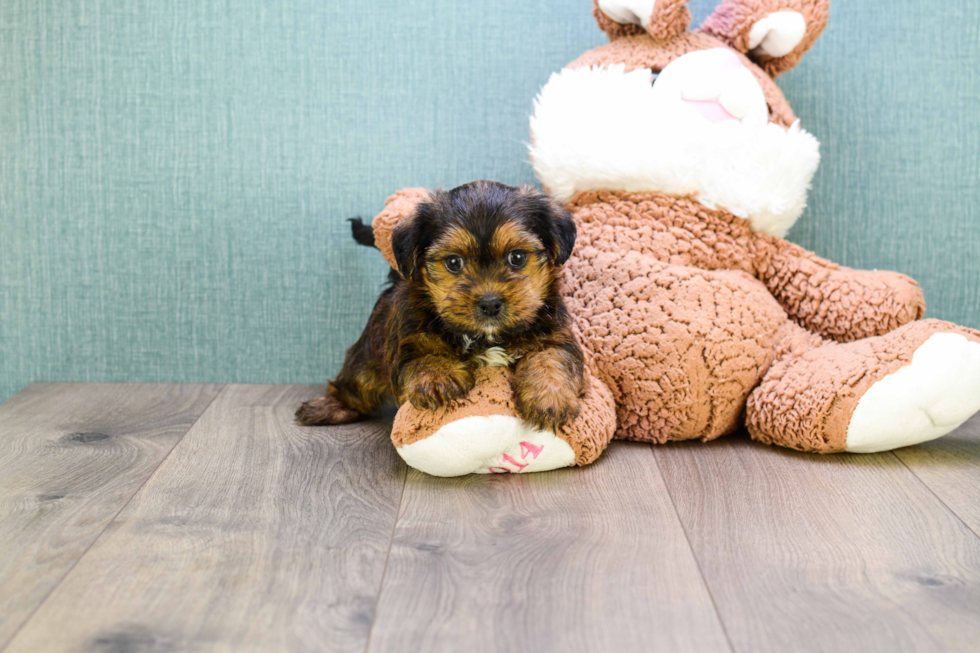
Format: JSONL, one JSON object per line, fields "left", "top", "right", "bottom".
{"left": 367, "top": 441, "right": 732, "bottom": 653}
{"left": 655, "top": 435, "right": 980, "bottom": 653}
{"left": 3, "top": 385, "right": 406, "bottom": 653}
{"left": 0, "top": 383, "right": 221, "bottom": 650}
{"left": 893, "top": 413, "right": 980, "bottom": 536}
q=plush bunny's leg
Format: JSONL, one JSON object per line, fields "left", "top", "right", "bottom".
{"left": 747, "top": 320, "right": 980, "bottom": 454}
{"left": 391, "top": 367, "right": 616, "bottom": 477}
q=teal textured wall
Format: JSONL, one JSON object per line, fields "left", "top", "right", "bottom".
{"left": 2, "top": 0, "right": 978, "bottom": 403}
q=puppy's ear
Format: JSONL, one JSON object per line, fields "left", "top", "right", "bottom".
{"left": 392, "top": 200, "right": 439, "bottom": 280}
{"left": 391, "top": 219, "right": 420, "bottom": 280}
{"left": 521, "top": 186, "right": 576, "bottom": 266}
{"left": 550, "top": 203, "right": 577, "bottom": 266}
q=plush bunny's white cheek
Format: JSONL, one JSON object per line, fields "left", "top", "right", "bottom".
{"left": 650, "top": 48, "right": 768, "bottom": 128}
{"left": 748, "top": 11, "right": 807, "bottom": 58}
{"left": 597, "top": 0, "right": 657, "bottom": 27}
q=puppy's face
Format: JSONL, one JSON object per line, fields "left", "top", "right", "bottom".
{"left": 423, "top": 219, "right": 550, "bottom": 338}
{"left": 392, "top": 181, "right": 576, "bottom": 338}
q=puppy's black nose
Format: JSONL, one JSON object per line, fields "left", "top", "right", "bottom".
{"left": 476, "top": 295, "right": 504, "bottom": 317}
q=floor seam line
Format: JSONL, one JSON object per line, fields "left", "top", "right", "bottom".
{"left": 650, "top": 445, "right": 737, "bottom": 653}
{"left": 891, "top": 451, "right": 980, "bottom": 540}
{"left": 0, "top": 383, "right": 226, "bottom": 652}
{"left": 362, "top": 458, "right": 409, "bottom": 653}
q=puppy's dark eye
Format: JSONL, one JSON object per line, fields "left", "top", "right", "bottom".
{"left": 506, "top": 250, "right": 528, "bottom": 268}
{"left": 444, "top": 255, "right": 464, "bottom": 273}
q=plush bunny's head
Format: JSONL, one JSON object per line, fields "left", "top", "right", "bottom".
{"left": 530, "top": 0, "right": 830, "bottom": 237}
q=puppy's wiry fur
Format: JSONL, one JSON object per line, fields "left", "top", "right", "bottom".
{"left": 296, "top": 180, "right": 585, "bottom": 432}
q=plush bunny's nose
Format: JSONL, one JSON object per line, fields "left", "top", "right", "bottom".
{"left": 683, "top": 99, "right": 737, "bottom": 124}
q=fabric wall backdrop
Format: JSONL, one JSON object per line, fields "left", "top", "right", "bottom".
{"left": 1, "top": 0, "right": 978, "bottom": 403}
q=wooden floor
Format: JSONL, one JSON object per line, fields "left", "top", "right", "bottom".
{"left": 1, "top": 384, "right": 979, "bottom": 652}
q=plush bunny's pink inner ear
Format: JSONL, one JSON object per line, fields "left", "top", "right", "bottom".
{"left": 594, "top": 0, "right": 692, "bottom": 41}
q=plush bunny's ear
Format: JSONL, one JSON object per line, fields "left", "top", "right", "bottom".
{"left": 593, "top": 0, "right": 692, "bottom": 41}
{"left": 699, "top": 0, "right": 830, "bottom": 77}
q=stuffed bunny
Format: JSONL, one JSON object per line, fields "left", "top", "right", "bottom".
{"left": 364, "top": 0, "right": 980, "bottom": 476}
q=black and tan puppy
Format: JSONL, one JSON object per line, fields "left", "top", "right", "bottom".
{"left": 296, "top": 180, "right": 584, "bottom": 432}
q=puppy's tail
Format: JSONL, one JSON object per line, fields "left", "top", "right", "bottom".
{"left": 348, "top": 218, "right": 376, "bottom": 248}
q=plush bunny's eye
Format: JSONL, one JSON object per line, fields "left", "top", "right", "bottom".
{"left": 444, "top": 255, "right": 464, "bottom": 273}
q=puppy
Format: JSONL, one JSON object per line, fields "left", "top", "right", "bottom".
{"left": 296, "top": 180, "right": 584, "bottom": 432}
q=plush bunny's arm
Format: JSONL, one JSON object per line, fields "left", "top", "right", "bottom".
{"left": 755, "top": 240, "right": 925, "bottom": 343}
{"left": 371, "top": 188, "right": 432, "bottom": 271}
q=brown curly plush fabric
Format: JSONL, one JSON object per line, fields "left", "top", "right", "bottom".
{"left": 392, "top": 367, "right": 616, "bottom": 467}
{"left": 647, "top": 0, "right": 696, "bottom": 41}
{"left": 565, "top": 190, "right": 926, "bottom": 344}
{"left": 755, "top": 239, "right": 925, "bottom": 342}
{"left": 565, "top": 191, "right": 788, "bottom": 443}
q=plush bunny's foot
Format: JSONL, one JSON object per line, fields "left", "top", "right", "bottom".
{"left": 846, "top": 333, "right": 980, "bottom": 453}
{"left": 390, "top": 367, "right": 616, "bottom": 477}
{"left": 747, "top": 320, "right": 980, "bottom": 454}
{"left": 397, "top": 415, "right": 575, "bottom": 477}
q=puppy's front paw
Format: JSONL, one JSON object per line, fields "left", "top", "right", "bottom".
{"left": 295, "top": 394, "right": 361, "bottom": 426}
{"left": 513, "top": 349, "right": 584, "bottom": 432}
{"left": 404, "top": 362, "right": 475, "bottom": 411}
{"left": 515, "top": 384, "right": 581, "bottom": 433}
